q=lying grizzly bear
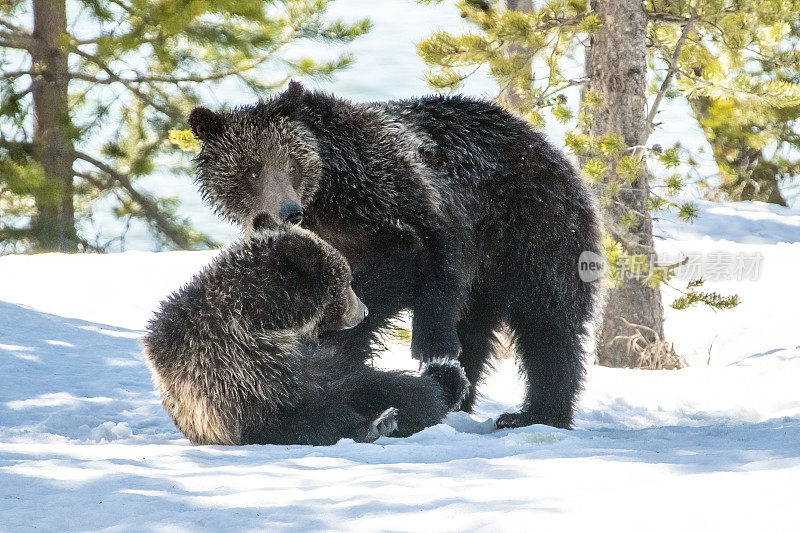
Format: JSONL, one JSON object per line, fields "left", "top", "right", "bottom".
{"left": 144, "top": 226, "right": 468, "bottom": 445}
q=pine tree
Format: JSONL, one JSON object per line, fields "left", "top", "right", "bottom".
{"left": 418, "top": 0, "right": 800, "bottom": 367}
{"left": 680, "top": 20, "right": 800, "bottom": 205}
{"left": 0, "top": 0, "right": 369, "bottom": 252}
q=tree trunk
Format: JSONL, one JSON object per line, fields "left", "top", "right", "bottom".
{"left": 585, "top": 0, "right": 664, "bottom": 367}
{"left": 498, "top": 0, "right": 533, "bottom": 109}
{"left": 31, "top": 0, "right": 76, "bottom": 252}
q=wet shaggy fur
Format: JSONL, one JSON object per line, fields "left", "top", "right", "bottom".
{"left": 189, "top": 82, "right": 600, "bottom": 429}
{"left": 143, "top": 226, "right": 468, "bottom": 445}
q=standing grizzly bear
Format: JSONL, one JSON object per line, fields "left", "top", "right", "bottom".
{"left": 144, "top": 225, "right": 468, "bottom": 445}
{"left": 188, "top": 81, "right": 600, "bottom": 429}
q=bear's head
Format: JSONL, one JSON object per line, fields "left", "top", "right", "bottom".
{"left": 228, "top": 225, "right": 367, "bottom": 337}
{"left": 188, "top": 81, "right": 321, "bottom": 232}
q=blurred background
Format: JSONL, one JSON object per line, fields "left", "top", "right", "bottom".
{"left": 3, "top": 0, "right": 796, "bottom": 254}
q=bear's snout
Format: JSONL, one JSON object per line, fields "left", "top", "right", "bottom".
{"left": 341, "top": 298, "right": 368, "bottom": 330}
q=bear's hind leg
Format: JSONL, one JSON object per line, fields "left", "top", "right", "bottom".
{"left": 242, "top": 400, "right": 364, "bottom": 446}
{"left": 456, "top": 291, "right": 502, "bottom": 412}
{"left": 242, "top": 385, "right": 399, "bottom": 446}
{"left": 306, "top": 400, "right": 399, "bottom": 444}
{"left": 344, "top": 366, "right": 466, "bottom": 438}
{"left": 497, "top": 302, "right": 587, "bottom": 430}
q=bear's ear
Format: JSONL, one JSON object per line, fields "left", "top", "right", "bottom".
{"left": 286, "top": 80, "right": 304, "bottom": 99}
{"left": 276, "top": 80, "right": 306, "bottom": 118}
{"left": 188, "top": 107, "right": 223, "bottom": 141}
{"left": 274, "top": 233, "right": 324, "bottom": 281}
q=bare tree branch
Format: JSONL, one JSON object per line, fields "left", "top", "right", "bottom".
{"left": 67, "top": 72, "right": 115, "bottom": 84}
{"left": 67, "top": 66, "right": 272, "bottom": 86}
{"left": 646, "top": 12, "right": 692, "bottom": 24}
{"left": 0, "top": 30, "right": 39, "bottom": 51}
{"left": 0, "top": 18, "right": 27, "bottom": 33}
{"left": 74, "top": 171, "right": 113, "bottom": 191}
{"left": 644, "top": 3, "right": 700, "bottom": 140}
{"left": 0, "top": 69, "right": 36, "bottom": 79}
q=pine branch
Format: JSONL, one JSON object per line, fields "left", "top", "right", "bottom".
{"left": 0, "top": 137, "right": 33, "bottom": 154}
{"left": 74, "top": 150, "right": 192, "bottom": 249}
{"left": 677, "top": 68, "right": 800, "bottom": 106}
{"left": 536, "top": 15, "right": 587, "bottom": 33}
{"left": 69, "top": 59, "right": 274, "bottom": 85}
{"left": 1, "top": 32, "right": 187, "bottom": 120}
{"left": 0, "top": 226, "right": 34, "bottom": 243}
{"left": 4, "top": 0, "right": 365, "bottom": 252}
{"left": 645, "top": 2, "right": 699, "bottom": 140}
{"left": 606, "top": 219, "right": 653, "bottom": 253}
{"left": 72, "top": 35, "right": 103, "bottom": 45}
{"left": 647, "top": 6, "right": 738, "bottom": 24}
{"left": 69, "top": 49, "right": 181, "bottom": 119}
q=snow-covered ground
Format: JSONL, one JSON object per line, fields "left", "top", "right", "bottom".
{"left": 1, "top": 200, "right": 799, "bottom": 531}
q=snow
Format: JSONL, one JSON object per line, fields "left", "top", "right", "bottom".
{"left": 1, "top": 200, "right": 799, "bottom": 531}
{"left": 656, "top": 199, "right": 800, "bottom": 245}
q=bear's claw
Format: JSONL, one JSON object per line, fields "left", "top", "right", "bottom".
{"left": 495, "top": 411, "right": 533, "bottom": 429}
{"left": 410, "top": 330, "right": 462, "bottom": 363}
{"left": 495, "top": 410, "right": 572, "bottom": 430}
{"left": 363, "top": 407, "right": 399, "bottom": 443}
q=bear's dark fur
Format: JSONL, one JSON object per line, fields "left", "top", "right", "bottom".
{"left": 144, "top": 226, "right": 468, "bottom": 445}
{"left": 188, "top": 82, "right": 600, "bottom": 429}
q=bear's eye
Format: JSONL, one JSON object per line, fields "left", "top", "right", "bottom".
{"left": 245, "top": 169, "right": 259, "bottom": 182}
{"left": 288, "top": 163, "right": 298, "bottom": 173}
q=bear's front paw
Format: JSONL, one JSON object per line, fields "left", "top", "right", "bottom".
{"left": 410, "top": 330, "right": 462, "bottom": 363}
{"left": 422, "top": 360, "right": 469, "bottom": 410}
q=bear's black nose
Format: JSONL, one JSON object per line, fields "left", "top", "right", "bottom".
{"left": 280, "top": 203, "right": 303, "bottom": 225}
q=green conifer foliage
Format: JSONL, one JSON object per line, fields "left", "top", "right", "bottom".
{"left": 418, "top": 0, "right": 797, "bottom": 366}
{"left": 0, "top": 0, "right": 369, "bottom": 252}
{"left": 677, "top": 13, "right": 800, "bottom": 205}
